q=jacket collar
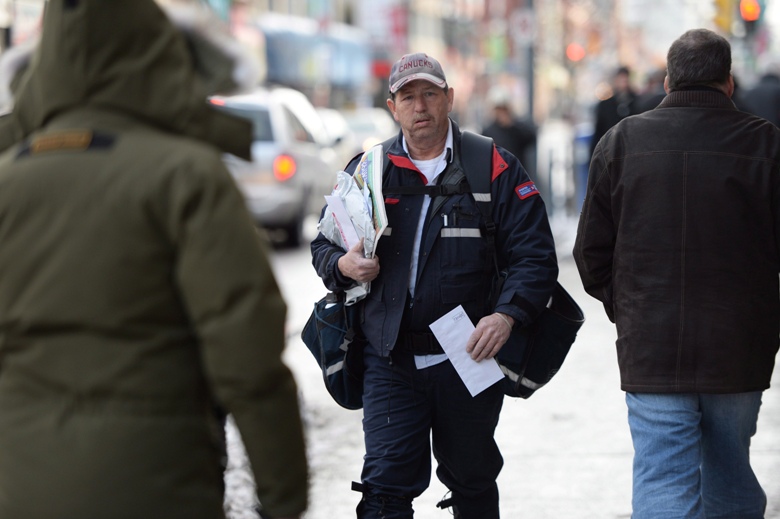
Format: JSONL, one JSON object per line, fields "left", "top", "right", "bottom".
{"left": 657, "top": 89, "right": 737, "bottom": 110}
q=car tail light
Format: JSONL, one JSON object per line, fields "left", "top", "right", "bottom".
{"left": 273, "top": 154, "right": 297, "bottom": 181}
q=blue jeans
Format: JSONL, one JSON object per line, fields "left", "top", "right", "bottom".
{"left": 626, "top": 392, "right": 765, "bottom": 519}
{"left": 357, "top": 347, "right": 504, "bottom": 519}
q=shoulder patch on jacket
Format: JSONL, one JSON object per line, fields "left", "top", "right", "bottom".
{"left": 515, "top": 181, "right": 539, "bottom": 200}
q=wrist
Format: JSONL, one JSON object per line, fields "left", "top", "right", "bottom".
{"left": 334, "top": 254, "right": 351, "bottom": 283}
{"left": 496, "top": 313, "right": 514, "bottom": 332}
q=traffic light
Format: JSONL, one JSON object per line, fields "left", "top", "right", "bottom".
{"left": 740, "top": 0, "right": 762, "bottom": 35}
{"left": 740, "top": 0, "right": 761, "bottom": 21}
{"left": 714, "top": 0, "right": 735, "bottom": 34}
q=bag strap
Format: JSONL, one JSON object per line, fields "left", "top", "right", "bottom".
{"left": 380, "top": 136, "right": 469, "bottom": 196}
{"left": 382, "top": 183, "right": 470, "bottom": 196}
{"left": 459, "top": 131, "right": 501, "bottom": 276}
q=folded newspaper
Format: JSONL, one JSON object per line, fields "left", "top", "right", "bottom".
{"left": 318, "top": 144, "right": 388, "bottom": 304}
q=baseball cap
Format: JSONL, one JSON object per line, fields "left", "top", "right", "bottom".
{"left": 388, "top": 53, "right": 447, "bottom": 94}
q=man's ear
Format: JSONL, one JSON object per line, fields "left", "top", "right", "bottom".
{"left": 386, "top": 97, "right": 398, "bottom": 121}
{"left": 664, "top": 76, "right": 671, "bottom": 94}
{"left": 725, "top": 74, "right": 735, "bottom": 98}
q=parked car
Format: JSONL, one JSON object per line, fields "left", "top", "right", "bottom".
{"left": 342, "top": 107, "right": 399, "bottom": 152}
{"left": 316, "top": 107, "right": 361, "bottom": 167}
{"left": 209, "top": 87, "right": 340, "bottom": 247}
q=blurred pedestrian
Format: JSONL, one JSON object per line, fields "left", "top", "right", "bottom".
{"left": 742, "top": 67, "right": 780, "bottom": 126}
{"left": 0, "top": 1, "right": 307, "bottom": 519}
{"left": 481, "top": 88, "right": 537, "bottom": 179}
{"left": 635, "top": 68, "right": 667, "bottom": 113}
{"left": 574, "top": 28, "right": 779, "bottom": 519}
{"left": 731, "top": 74, "right": 753, "bottom": 113}
{"left": 589, "top": 65, "right": 639, "bottom": 158}
{"left": 311, "top": 52, "right": 558, "bottom": 518}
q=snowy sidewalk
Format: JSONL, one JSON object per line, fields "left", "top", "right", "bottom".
{"left": 225, "top": 220, "right": 780, "bottom": 518}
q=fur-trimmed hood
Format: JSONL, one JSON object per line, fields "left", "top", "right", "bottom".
{"left": 0, "top": 0, "right": 258, "bottom": 158}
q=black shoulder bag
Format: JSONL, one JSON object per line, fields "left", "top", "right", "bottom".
{"left": 460, "top": 131, "right": 585, "bottom": 398}
{"left": 301, "top": 291, "right": 365, "bottom": 410}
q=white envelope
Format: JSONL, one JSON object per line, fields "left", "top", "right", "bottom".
{"left": 429, "top": 305, "right": 504, "bottom": 397}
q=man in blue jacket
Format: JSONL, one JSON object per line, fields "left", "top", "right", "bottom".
{"left": 311, "top": 53, "right": 557, "bottom": 518}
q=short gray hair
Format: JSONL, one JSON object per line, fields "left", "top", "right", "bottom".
{"left": 666, "top": 29, "right": 731, "bottom": 91}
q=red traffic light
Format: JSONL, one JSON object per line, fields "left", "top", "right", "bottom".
{"left": 740, "top": 0, "right": 761, "bottom": 22}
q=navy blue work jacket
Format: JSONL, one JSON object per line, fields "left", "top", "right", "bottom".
{"left": 312, "top": 120, "right": 557, "bottom": 357}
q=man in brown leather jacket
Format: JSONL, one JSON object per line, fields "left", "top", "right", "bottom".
{"left": 575, "top": 29, "right": 780, "bottom": 519}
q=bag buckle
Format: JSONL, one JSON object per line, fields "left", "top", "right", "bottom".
{"left": 325, "top": 291, "right": 345, "bottom": 304}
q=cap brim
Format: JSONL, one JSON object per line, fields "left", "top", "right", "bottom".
{"left": 390, "top": 73, "right": 447, "bottom": 94}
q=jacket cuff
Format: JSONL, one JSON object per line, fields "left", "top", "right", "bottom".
{"left": 331, "top": 252, "right": 353, "bottom": 287}
{"left": 494, "top": 304, "right": 531, "bottom": 328}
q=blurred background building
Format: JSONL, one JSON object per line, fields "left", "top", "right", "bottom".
{"left": 1, "top": 0, "right": 779, "bottom": 216}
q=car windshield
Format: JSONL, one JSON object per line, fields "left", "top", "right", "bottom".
{"left": 215, "top": 105, "right": 274, "bottom": 142}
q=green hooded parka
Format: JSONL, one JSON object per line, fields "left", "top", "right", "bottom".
{"left": 0, "top": 1, "right": 308, "bottom": 518}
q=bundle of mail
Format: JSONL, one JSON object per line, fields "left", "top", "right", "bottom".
{"left": 318, "top": 144, "right": 388, "bottom": 305}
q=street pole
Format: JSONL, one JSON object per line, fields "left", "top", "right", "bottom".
{"left": 0, "top": 0, "right": 13, "bottom": 51}
{"left": 526, "top": 0, "right": 535, "bottom": 121}
{"left": 510, "top": 2, "right": 535, "bottom": 120}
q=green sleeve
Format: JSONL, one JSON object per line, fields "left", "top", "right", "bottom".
{"left": 168, "top": 155, "right": 308, "bottom": 517}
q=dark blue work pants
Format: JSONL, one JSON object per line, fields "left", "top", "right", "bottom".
{"left": 357, "top": 346, "right": 504, "bottom": 518}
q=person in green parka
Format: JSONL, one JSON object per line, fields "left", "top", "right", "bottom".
{"left": 0, "top": 1, "right": 308, "bottom": 518}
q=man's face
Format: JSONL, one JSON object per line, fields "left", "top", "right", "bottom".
{"left": 494, "top": 105, "right": 512, "bottom": 126}
{"left": 387, "top": 80, "right": 453, "bottom": 147}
